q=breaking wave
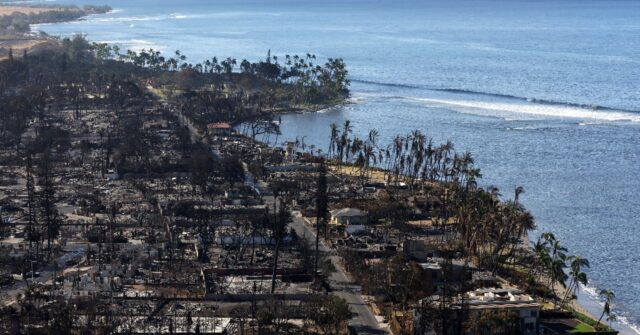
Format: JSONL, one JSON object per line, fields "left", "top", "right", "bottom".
{"left": 352, "top": 78, "right": 424, "bottom": 90}
{"left": 351, "top": 79, "right": 640, "bottom": 122}
{"left": 406, "top": 96, "right": 640, "bottom": 122}
{"left": 431, "top": 88, "right": 640, "bottom": 114}
{"left": 85, "top": 11, "right": 282, "bottom": 24}
{"left": 88, "top": 15, "right": 167, "bottom": 23}
{"left": 96, "top": 39, "right": 164, "bottom": 52}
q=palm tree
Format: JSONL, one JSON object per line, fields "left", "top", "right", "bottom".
{"left": 337, "top": 120, "right": 352, "bottom": 167}
{"left": 550, "top": 258, "right": 568, "bottom": 299}
{"left": 328, "top": 123, "right": 338, "bottom": 160}
{"left": 536, "top": 233, "right": 568, "bottom": 303}
{"left": 525, "top": 236, "right": 551, "bottom": 296}
{"left": 368, "top": 129, "right": 379, "bottom": 147}
{"left": 597, "top": 289, "right": 615, "bottom": 327}
{"left": 561, "top": 255, "right": 589, "bottom": 307}
{"left": 547, "top": 238, "right": 568, "bottom": 300}
{"left": 514, "top": 186, "right": 524, "bottom": 205}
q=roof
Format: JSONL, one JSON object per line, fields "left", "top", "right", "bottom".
{"left": 207, "top": 122, "right": 232, "bottom": 129}
{"left": 467, "top": 302, "right": 541, "bottom": 310}
{"left": 330, "top": 208, "right": 367, "bottom": 217}
{"left": 419, "top": 288, "right": 542, "bottom": 311}
{"left": 418, "top": 262, "right": 442, "bottom": 271}
{"left": 465, "top": 288, "right": 541, "bottom": 309}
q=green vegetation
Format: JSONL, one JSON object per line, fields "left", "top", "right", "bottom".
{"left": 566, "top": 305, "right": 617, "bottom": 333}
{"left": 597, "top": 289, "right": 616, "bottom": 328}
{"left": 570, "top": 322, "right": 596, "bottom": 333}
{"left": 90, "top": 45, "right": 349, "bottom": 104}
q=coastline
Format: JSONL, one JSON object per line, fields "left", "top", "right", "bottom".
{"left": 256, "top": 106, "right": 626, "bottom": 333}
{"left": 271, "top": 100, "right": 638, "bottom": 335}
{"left": 272, "top": 100, "right": 352, "bottom": 115}
{"left": 0, "top": 3, "right": 111, "bottom": 59}
{"left": 12, "top": 3, "right": 639, "bottom": 334}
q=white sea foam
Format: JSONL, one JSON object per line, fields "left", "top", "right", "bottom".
{"left": 215, "top": 31, "right": 248, "bottom": 36}
{"left": 578, "top": 283, "right": 640, "bottom": 335}
{"left": 578, "top": 121, "right": 604, "bottom": 126}
{"left": 622, "top": 320, "right": 640, "bottom": 335}
{"left": 128, "top": 39, "right": 163, "bottom": 51}
{"left": 129, "top": 39, "right": 155, "bottom": 46}
{"left": 169, "top": 13, "right": 190, "bottom": 19}
{"left": 89, "top": 15, "right": 166, "bottom": 23}
{"left": 507, "top": 126, "right": 539, "bottom": 131}
{"left": 97, "top": 39, "right": 164, "bottom": 52}
{"left": 406, "top": 97, "right": 640, "bottom": 122}
{"left": 86, "top": 11, "right": 281, "bottom": 24}
{"left": 582, "top": 283, "right": 600, "bottom": 298}
{"left": 371, "top": 34, "right": 444, "bottom": 45}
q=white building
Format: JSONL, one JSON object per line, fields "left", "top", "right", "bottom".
{"left": 414, "top": 288, "right": 541, "bottom": 335}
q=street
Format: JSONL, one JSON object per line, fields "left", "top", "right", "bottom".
{"left": 290, "top": 212, "right": 388, "bottom": 335}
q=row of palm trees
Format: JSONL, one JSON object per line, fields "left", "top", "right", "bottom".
{"left": 90, "top": 43, "right": 349, "bottom": 101}
{"left": 315, "top": 121, "right": 532, "bottom": 266}
{"left": 325, "top": 120, "right": 481, "bottom": 189}
{"left": 453, "top": 186, "right": 535, "bottom": 274}
{"left": 532, "top": 233, "right": 585, "bottom": 305}
{"left": 319, "top": 121, "right": 536, "bottom": 274}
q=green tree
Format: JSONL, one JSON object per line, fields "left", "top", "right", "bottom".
{"left": 561, "top": 255, "right": 589, "bottom": 307}
{"left": 597, "top": 289, "right": 615, "bottom": 327}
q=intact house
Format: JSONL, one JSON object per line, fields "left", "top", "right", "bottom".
{"left": 413, "top": 288, "right": 541, "bottom": 335}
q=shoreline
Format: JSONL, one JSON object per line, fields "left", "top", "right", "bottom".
{"left": 271, "top": 100, "right": 352, "bottom": 116}
{"left": 574, "top": 285, "right": 640, "bottom": 335}
{"left": 16, "top": 3, "right": 639, "bottom": 333}
{"left": 272, "top": 99, "right": 638, "bottom": 335}
{"left": 0, "top": 3, "right": 111, "bottom": 59}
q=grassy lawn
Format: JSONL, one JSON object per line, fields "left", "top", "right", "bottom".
{"left": 570, "top": 322, "right": 596, "bottom": 333}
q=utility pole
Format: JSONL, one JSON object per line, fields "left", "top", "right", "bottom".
{"left": 314, "top": 160, "right": 328, "bottom": 275}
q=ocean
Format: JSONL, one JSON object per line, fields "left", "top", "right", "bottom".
{"left": 35, "top": 0, "right": 640, "bottom": 332}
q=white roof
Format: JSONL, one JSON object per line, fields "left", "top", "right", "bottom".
{"left": 330, "top": 208, "right": 367, "bottom": 217}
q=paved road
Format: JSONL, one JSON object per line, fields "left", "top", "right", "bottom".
{"left": 290, "top": 212, "right": 388, "bottom": 335}
{"left": 171, "top": 106, "right": 271, "bottom": 197}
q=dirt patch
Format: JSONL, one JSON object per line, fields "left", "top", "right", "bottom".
{"left": 0, "top": 38, "right": 58, "bottom": 59}
{"left": 0, "top": 5, "right": 80, "bottom": 16}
